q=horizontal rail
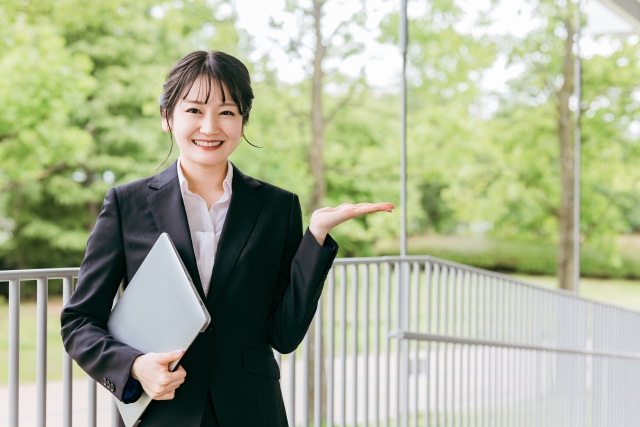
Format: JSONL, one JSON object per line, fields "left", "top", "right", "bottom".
{"left": 2, "top": 261, "right": 638, "bottom": 316}
{"left": 0, "top": 267, "right": 79, "bottom": 281}
{"left": 6, "top": 258, "right": 640, "bottom": 426}
{"left": 391, "top": 329, "right": 640, "bottom": 361}
{"left": 334, "top": 255, "right": 640, "bottom": 316}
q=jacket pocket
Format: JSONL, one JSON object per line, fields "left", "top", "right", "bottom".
{"left": 242, "top": 347, "right": 281, "bottom": 379}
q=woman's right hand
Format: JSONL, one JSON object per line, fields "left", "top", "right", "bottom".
{"left": 131, "top": 349, "right": 187, "bottom": 400}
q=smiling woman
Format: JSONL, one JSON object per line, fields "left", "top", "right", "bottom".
{"left": 158, "top": 52, "right": 251, "bottom": 209}
{"left": 60, "top": 50, "right": 392, "bottom": 427}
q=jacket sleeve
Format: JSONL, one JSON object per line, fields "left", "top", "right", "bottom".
{"left": 268, "top": 193, "right": 339, "bottom": 354}
{"left": 60, "top": 187, "right": 144, "bottom": 402}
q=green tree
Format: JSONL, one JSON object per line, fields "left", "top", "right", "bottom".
{"left": 0, "top": 2, "right": 95, "bottom": 269}
{"left": 379, "top": 0, "right": 497, "bottom": 235}
{"left": 464, "top": 0, "right": 640, "bottom": 282}
{"left": 0, "top": 0, "right": 242, "bottom": 273}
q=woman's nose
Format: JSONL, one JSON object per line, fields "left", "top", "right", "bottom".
{"left": 199, "top": 116, "right": 220, "bottom": 135}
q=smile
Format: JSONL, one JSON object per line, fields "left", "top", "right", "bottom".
{"left": 193, "top": 140, "right": 223, "bottom": 147}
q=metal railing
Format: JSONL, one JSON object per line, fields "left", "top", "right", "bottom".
{"left": 4, "top": 256, "right": 640, "bottom": 426}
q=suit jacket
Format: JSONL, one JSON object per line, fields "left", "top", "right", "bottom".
{"left": 60, "top": 160, "right": 338, "bottom": 426}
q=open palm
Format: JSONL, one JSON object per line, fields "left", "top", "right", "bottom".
{"left": 309, "top": 203, "right": 394, "bottom": 244}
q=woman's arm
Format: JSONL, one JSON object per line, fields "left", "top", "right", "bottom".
{"left": 268, "top": 193, "right": 337, "bottom": 353}
{"left": 60, "top": 188, "right": 145, "bottom": 402}
{"left": 267, "top": 195, "right": 393, "bottom": 353}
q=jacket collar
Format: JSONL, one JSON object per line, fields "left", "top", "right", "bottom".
{"left": 147, "top": 159, "right": 264, "bottom": 307}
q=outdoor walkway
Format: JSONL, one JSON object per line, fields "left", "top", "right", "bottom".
{"left": 0, "top": 379, "right": 114, "bottom": 427}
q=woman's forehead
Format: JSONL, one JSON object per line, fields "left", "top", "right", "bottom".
{"left": 183, "top": 76, "right": 230, "bottom": 103}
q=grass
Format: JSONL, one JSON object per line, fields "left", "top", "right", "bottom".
{"left": 513, "top": 274, "right": 640, "bottom": 311}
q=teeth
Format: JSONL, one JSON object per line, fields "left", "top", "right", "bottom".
{"left": 193, "top": 140, "right": 223, "bottom": 147}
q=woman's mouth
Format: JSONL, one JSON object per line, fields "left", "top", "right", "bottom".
{"left": 192, "top": 139, "right": 224, "bottom": 148}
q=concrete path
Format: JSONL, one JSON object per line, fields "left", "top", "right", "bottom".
{"left": 0, "top": 379, "right": 116, "bottom": 427}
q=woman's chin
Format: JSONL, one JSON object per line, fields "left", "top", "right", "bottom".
{"left": 180, "top": 151, "right": 230, "bottom": 168}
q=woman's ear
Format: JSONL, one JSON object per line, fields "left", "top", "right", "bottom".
{"left": 160, "top": 106, "right": 171, "bottom": 132}
{"left": 161, "top": 118, "right": 170, "bottom": 132}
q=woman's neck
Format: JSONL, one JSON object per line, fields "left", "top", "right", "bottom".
{"left": 180, "top": 157, "right": 228, "bottom": 200}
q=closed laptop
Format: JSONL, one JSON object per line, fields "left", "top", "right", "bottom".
{"left": 107, "top": 232, "right": 211, "bottom": 427}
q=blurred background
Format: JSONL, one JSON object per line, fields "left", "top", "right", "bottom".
{"left": 1, "top": 0, "right": 640, "bottom": 306}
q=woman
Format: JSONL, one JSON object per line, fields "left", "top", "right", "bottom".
{"left": 61, "top": 50, "right": 393, "bottom": 427}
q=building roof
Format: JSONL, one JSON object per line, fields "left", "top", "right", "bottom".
{"left": 597, "top": 0, "right": 640, "bottom": 33}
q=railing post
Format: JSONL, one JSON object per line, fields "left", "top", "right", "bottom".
{"left": 37, "top": 277, "right": 48, "bottom": 427}
{"left": 111, "top": 283, "right": 123, "bottom": 427}
{"left": 8, "top": 279, "right": 20, "bottom": 427}
{"left": 314, "top": 297, "right": 322, "bottom": 427}
{"left": 396, "top": 261, "right": 410, "bottom": 427}
{"left": 303, "top": 328, "right": 310, "bottom": 427}
{"left": 339, "top": 265, "right": 347, "bottom": 427}
{"left": 62, "top": 276, "right": 73, "bottom": 427}
{"left": 351, "top": 264, "right": 358, "bottom": 427}
{"left": 88, "top": 377, "right": 97, "bottom": 427}
{"left": 288, "top": 349, "right": 296, "bottom": 426}
{"left": 326, "top": 268, "right": 335, "bottom": 427}
{"left": 8, "top": 260, "right": 640, "bottom": 426}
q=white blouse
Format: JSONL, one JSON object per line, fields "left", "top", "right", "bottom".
{"left": 176, "top": 157, "right": 233, "bottom": 296}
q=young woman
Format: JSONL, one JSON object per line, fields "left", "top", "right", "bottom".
{"left": 60, "top": 50, "right": 393, "bottom": 427}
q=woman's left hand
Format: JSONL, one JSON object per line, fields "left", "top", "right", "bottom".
{"left": 309, "top": 203, "right": 394, "bottom": 245}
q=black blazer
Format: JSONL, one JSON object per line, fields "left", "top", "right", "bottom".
{"left": 60, "top": 160, "right": 338, "bottom": 426}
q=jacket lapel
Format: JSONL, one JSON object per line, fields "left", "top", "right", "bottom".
{"left": 146, "top": 160, "right": 206, "bottom": 302}
{"left": 206, "top": 163, "right": 264, "bottom": 306}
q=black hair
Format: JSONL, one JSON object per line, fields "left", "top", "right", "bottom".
{"left": 157, "top": 50, "right": 259, "bottom": 169}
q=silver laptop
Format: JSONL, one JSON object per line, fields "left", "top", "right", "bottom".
{"left": 107, "top": 232, "right": 211, "bottom": 427}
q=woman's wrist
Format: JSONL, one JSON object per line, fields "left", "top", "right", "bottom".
{"left": 131, "top": 355, "right": 142, "bottom": 380}
{"left": 308, "top": 223, "right": 328, "bottom": 246}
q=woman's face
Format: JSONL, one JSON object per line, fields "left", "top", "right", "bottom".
{"left": 163, "top": 76, "right": 243, "bottom": 170}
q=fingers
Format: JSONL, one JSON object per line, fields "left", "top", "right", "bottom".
{"left": 313, "top": 207, "right": 335, "bottom": 214}
{"left": 336, "top": 203, "right": 394, "bottom": 219}
{"left": 147, "top": 370, "right": 186, "bottom": 400}
{"left": 315, "top": 203, "right": 394, "bottom": 213}
{"left": 357, "top": 203, "right": 394, "bottom": 214}
{"left": 159, "top": 366, "right": 186, "bottom": 386}
{"left": 154, "top": 349, "right": 185, "bottom": 366}
{"left": 154, "top": 390, "right": 175, "bottom": 400}
{"left": 335, "top": 202, "right": 394, "bottom": 211}
{"left": 137, "top": 356, "right": 187, "bottom": 400}
{"left": 309, "top": 202, "right": 394, "bottom": 234}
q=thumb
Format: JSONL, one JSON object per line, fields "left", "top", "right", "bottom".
{"left": 155, "top": 349, "right": 185, "bottom": 366}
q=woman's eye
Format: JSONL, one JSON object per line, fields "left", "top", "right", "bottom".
{"left": 186, "top": 108, "right": 201, "bottom": 114}
{"left": 220, "top": 111, "right": 235, "bottom": 116}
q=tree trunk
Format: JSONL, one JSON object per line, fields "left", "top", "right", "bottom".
{"left": 308, "top": 1, "right": 327, "bottom": 424}
{"left": 557, "top": 16, "right": 576, "bottom": 291}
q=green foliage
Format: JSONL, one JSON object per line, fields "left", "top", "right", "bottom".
{"left": 376, "top": 235, "right": 640, "bottom": 279}
{"left": 1, "top": 0, "right": 640, "bottom": 286}
{"left": 379, "top": 0, "right": 498, "bottom": 236}
{"left": 465, "top": 0, "right": 640, "bottom": 263}
{"left": 0, "top": 0, "right": 243, "bottom": 272}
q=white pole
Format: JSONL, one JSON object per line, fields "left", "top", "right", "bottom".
{"left": 400, "top": 0, "right": 408, "bottom": 257}
{"left": 573, "top": 0, "right": 582, "bottom": 293}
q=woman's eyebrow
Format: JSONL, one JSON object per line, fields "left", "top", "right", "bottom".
{"left": 183, "top": 99, "right": 237, "bottom": 106}
{"left": 183, "top": 99, "right": 206, "bottom": 104}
